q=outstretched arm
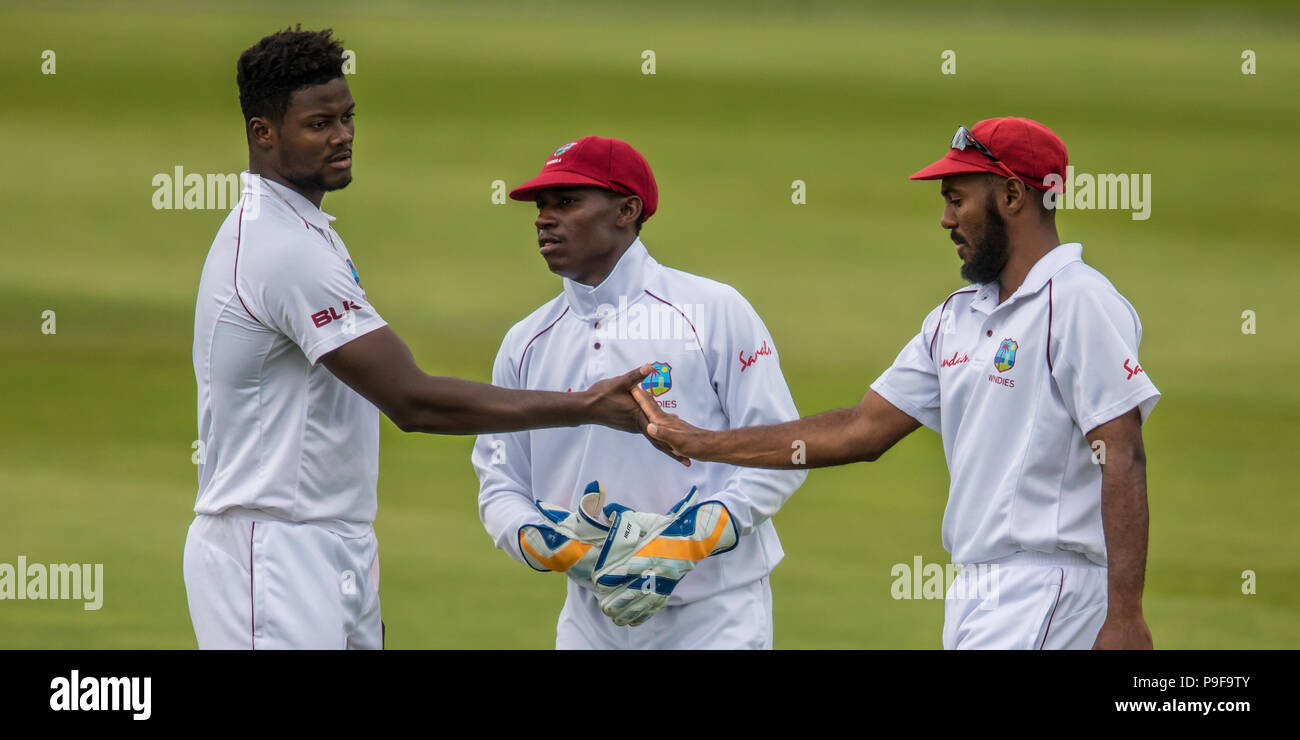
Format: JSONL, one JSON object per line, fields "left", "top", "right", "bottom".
{"left": 322, "top": 326, "right": 654, "bottom": 436}
{"left": 633, "top": 387, "right": 921, "bottom": 469}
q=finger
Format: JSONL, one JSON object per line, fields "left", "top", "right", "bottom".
{"left": 622, "top": 363, "right": 654, "bottom": 388}
{"left": 608, "top": 592, "right": 647, "bottom": 627}
{"left": 631, "top": 386, "right": 668, "bottom": 423}
{"left": 632, "top": 406, "right": 690, "bottom": 466}
{"left": 599, "top": 586, "right": 637, "bottom": 619}
{"left": 627, "top": 604, "right": 660, "bottom": 627}
{"left": 631, "top": 389, "right": 690, "bottom": 466}
{"left": 631, "top": 406, "right": 651, "bottom": 434}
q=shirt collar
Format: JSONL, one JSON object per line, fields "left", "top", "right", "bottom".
{"left": 1018, "top": 242, "right": 1083, "bottom": 296}
{"left": 971, "top": 242, "right": 1084, "bottom": 314}
{"left": 562, "top": 238, "right": 656, "bottom": 319}
{"left": 242, "top": 171, "right": 337, "bottom": 231}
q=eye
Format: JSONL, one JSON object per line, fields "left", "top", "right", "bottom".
{"left": 560, "top": 197, "right": 575, "bottom": 205}
{"left": 313, "top": 120, "right": 328, "bottom": 129}
{"left": 344, "top": 112, "right": 355, "bottom": 121}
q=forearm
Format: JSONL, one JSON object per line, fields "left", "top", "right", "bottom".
{"left": 322, "top": 326, "right": 643, "bottom": 436}
{"left": 398, "top": 375, "right": 590, "bottom": 435}
{"left": 698, "top": 407, "right": 875, "bottom": 469}
{"left": 1100, "top": 449, "right": 1149, "bottom": 616}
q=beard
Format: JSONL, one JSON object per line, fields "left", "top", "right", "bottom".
{"left": 960, "top": 193, "right": 1009, "bottom": 284}
{"left": 284, "top": 167, "right": 352, "bottom": 194}
{"left": 282, "top": 166, "right": 348, "bottom": 189}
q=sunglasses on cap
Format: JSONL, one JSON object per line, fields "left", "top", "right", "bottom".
{"left": 951, "top": 126, "right": 1020, "bottom": 181}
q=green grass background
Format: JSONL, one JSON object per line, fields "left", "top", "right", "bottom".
{"left": 1, "top": 0, "right": 1297, "bottom": 648}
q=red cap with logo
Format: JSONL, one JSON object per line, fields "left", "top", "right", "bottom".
{"left": 509, "top": 136, "right": 659, "bottom": 221}
{"left": 910, "top": 117, "right": 1068, "bottom": 192}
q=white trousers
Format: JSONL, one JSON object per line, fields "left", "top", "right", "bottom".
{"left": 183, "top": 513, "right": 382, "bottom": 650}
{"left": 943, "top": 551, "right": 1108, "bottom": 650}
{"left": 556, "top": 576, "right": 774, "bottom": 650}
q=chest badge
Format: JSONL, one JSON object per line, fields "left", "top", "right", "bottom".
{"left": 993, "top": 338, "right": 1019, "bottom": 373}
{"left": 641, "top": 362, "right": 672, "bottom": 397}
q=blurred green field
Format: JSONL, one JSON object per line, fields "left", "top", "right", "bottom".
{"left": 1, "top": 0, "right": 1297, "bottom": 648}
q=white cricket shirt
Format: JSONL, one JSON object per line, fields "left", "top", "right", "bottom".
{"left": 870, "top": 243, "right": 1159, "bottom": 566}
{"left": 474, "top": 239, "right": 807, "bottom": 604}
{"left": 192, "top": 173, "right": 388, "bottom": 536}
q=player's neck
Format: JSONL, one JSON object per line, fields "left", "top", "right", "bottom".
{"left": 249, "top": 165, "right": 325, "bottom": 209}
{"left": 996, "top": 227, "right": 1061, "bottom": 303}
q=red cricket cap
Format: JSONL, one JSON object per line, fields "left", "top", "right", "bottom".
{"left": 910, "top": 117, "right": 1068, "bottom": 192}
{"left": 509, "top": 136, "right": 659, "bottom": 221}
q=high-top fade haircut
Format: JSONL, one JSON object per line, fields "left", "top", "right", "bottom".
{"left": 237, "top": 26, "right": 346, "bottom": 126}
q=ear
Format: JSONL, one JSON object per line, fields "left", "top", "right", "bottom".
{"left": 1001, "top": 176, "right": 1030, "bottom": 216}
{"left": 615, "top": 195, "right": 643, "bottom": 230}
{"left": 247, "top": 116, "right": 277, "bottom": 152}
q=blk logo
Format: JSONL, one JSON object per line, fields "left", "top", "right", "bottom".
{"left": 311, "top": 300, "right": 362, "bottom": 328}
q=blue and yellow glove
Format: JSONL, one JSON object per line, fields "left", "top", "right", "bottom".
{"left": 518, "top": 481, "right": 610, "bottom": 582}
{"left": 591, "top": 486, "right": 739, "bottom": 627}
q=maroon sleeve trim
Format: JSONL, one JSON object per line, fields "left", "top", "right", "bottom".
{"left": 233, "top": 201, "right": 266, "bottom": 327}
{"left": 517, "top": 307, "right": 570, "bottom": 380}
{"left": 643, "top": 289, "right": 703, "bottom": 350}
{"left": 928, "top": 289, "right": 977, "bottom": 361}
{"left": 1046, "top": 279, "right": 1055, "bottom": 372}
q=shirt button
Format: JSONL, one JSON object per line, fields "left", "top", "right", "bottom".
{"left": 594, "top": 342, "right": 601, "bottom": 349}
{"left": 986, "top": 330, "right": 992, "bottom": 337}
{"left": 594, "top": 321, "right": 600, "bottom": 329}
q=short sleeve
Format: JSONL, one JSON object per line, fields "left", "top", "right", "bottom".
{"left": 240, "top": 232, "right": 387, "bottom": 364}
{"left": 1050, "top": 284, "right": 1160, "bottom": 434}
{"left": 869, "top": 305, "right": 943, "bottom": 433}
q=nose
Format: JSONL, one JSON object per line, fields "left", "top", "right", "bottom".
{"left": 333, "top": 122, "right": 353, "bottom": 146}
{"left": 535, "top": 205, "right": 556, "bottom": 231}
{"left": 941, "top": 203, "right": 958, "bottom": 231}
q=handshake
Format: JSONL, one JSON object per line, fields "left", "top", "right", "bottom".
{"left": 518, "top": 481, "right": 738, "bottom": 627}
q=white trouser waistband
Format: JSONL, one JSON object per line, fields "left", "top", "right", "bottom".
{"left": 979, "top": 550, "right": 1104, "bottom": 569}
{"left": 204, "top": 507, "right": 373, "bottom": 539}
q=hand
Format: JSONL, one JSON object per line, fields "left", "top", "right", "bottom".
{"left": 518, "top": 482, "right": 611, "bottom": 581}
{"left": 631, "top": 386, "right": 713, "bottom": 462}
{"left": 584, "top": 365, "right": 654, "bottom": 433}
{"left": 590, "top": 487, "right": 739, "bottom": 627}
{"left": 586, "top": 367, "right": 690, "bottom": 466}
{"left": 1091, "top": 612, "right": 1153, "bottom": 649}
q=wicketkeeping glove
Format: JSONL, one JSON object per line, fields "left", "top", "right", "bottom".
{"left": 591, "top": 487, "right": 739, "bottom": 627}
{"left": 518, "top": 481, "right": 610, "bottom": 582}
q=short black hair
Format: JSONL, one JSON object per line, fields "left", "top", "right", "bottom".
{"left": 237, "top": 26, "right": 346, "bottom": 124}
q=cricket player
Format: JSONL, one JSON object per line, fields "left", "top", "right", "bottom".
{"left": 186, "top": 29, "right": 659, "bottom": 650}
{"left": 473, "top": 136, "right": 807, "bottom": 649}
{"left": 634, "top": 118, "right": 1160, "bottom": 649}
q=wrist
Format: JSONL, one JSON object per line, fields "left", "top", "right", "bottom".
{"left": 1106, "top": 600, "right": 1144, "bottom": 619}
{"left": 572, "top": 388, "right": 601, "bottom": 427}
{"left": 695, "top": 429, "right": 728, "bottom": 463}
